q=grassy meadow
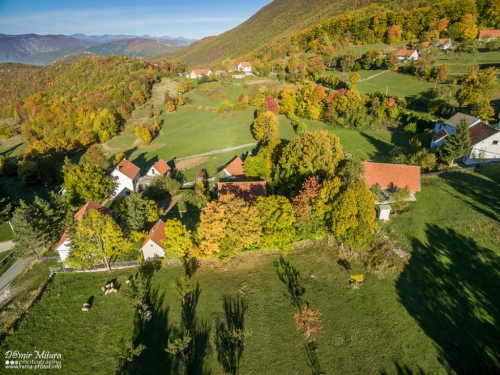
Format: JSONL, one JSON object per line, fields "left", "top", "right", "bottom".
{"left": 3, "top": 168, "right": 500, "bottom": 374}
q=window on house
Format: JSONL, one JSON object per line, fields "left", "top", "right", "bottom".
{"left": 493, "top": 140, "right": 499, "bottom": 145}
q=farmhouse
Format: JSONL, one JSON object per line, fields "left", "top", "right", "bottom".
{"left": 146, "top": 159, "right": 171, "bottom": 177}
{"left": 110, "top": 159, "right": 141, "bottom": 198}
{"left": 237, "top": 62, "right": 252, "bottom": 73}
{"left": 218, "top": 181, "right": 267, "bottom": 201}
{"left": 55, "top": 200, "right": 113, "bottom": 262}
{"left": 141, "top": 220, "right": 166, "bottom": 260}
{"left": 189, "top": 69, "right": 212, "bottom": 79}
{"left": 396, "top": 49, "right": 419, "bottom": 61}
{"left": 431, "top": 112, "right": 481, "bottom": 147}
{"left": 220, "top": 156, "right": 245, "bottom": 179}
{"left": 362, "top": 162, "right": 421, "bottom": 192}
{"left": 463, "top": 122, "right": 500, "bottom": 165}
{"left": 479, "top": 30, "right": 500, "bottom": 42}
{"left": 436, "top": 38, "right": 452, "bottom": 50}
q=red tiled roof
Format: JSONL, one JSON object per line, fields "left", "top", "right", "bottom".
{"left": 192, "top": 69, "right": 211, "bottom": 76}
{"left": 240, "top": 62, "right": 252, "bottom": 67}
{"left": 438, "top": 38, "right": 450, "bottom": 45}
{"left": 432, "top": 129, "right": 448, "bottom": 142}
{"left": 362, "top": 162, "right": 421, "bottom": 192}
{"left": 152, "top": 159, "right": 171, "bottom": 175}
{"left": 115, "top": 159, "right": 140, "bottom": 180}
{"left": 141, "top": 220, "right": 166, "bottom": 249}
{"left": 56, "top": 200, "right": 112, "bottom": 249}
{"left": 421, "top": 42, "right": 431, "bottom": 48}
{"left": 469, "top": 122, "right": 499, "bottom": 145}
{"left": 218, "top": 181, "right": 267, "bottom": 201}
{"left": 222, "top": 156, "right": 245, "bottom": 177}
{"left": 396, "top": 49, "right": 417, "bottom": 57}
{"left": 479, "top": 30, "right": 500, "bottom": 38}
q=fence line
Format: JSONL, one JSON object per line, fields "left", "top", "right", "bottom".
{"left": 50, "top": 260, "right": 140, "bottom": 275}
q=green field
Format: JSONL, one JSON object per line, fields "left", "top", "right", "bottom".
{"left": 0, "top": 223, "right": 13, "bottom": 242}
{"left": 3, "top": 168, "right": 500, "bottom": 374}
{"left": 102, "top": 79, "right": 411, "bottom": 180}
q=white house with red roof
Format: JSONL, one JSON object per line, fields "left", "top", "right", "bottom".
{"left": 146, "top": 159, "right": 171, "bottom": 177}
{"left": 435, "top": 38, "right": 452, "bottom": 50}
{"left": 479, "top": 30, "right": 500, "bottom": 42}
{"left": 55, "top": 200, "right": 113, "bottom": 262}
{"left": 110, "top": 159, "right": 141, "bottom": 198}
{"left": 463, "top": 122, "right": 500, "bottom": 165}
{"left": 141, "top": 220, "right": 166, "bottom": 260}
{"left": 237, "top": 62, "right": 252, "bottom": 73}
{"left": 221, "top": 156, "right": 245, "bottom": 179}
{"left": 189, "top": 69, "right": 212, "bottom": 79}
{"left": 396, "top": 49, "right": 419, "bottom": 61}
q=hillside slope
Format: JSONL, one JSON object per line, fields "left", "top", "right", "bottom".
{"left": 86, "top": 38, "right": 177, "bottom": 57}
{"left": 154, "top": 0, "right": 437, "bottom": 67}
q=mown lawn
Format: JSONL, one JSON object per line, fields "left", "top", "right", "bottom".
{"left": 103, "top": 79, "right": 411, "bottom": 180}
{"left": 1, "top": 246, "right": 444, "bottom": 375}
{"left": 3, "top": 164, "right": 500, "bottom": 375}
{"left": 382, "top": 167, "right": 500, "bottom": 374}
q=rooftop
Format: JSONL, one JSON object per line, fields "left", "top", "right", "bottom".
{"left": 469, "top": 122, "right": 499, "bottom": 145}
{"left": 142, "top": 220, "right": 166, "bottom": 249}
{"left": 362, "top": 162, "right": 421, "bottom": 192}
{"left": 444, "top": 113, "right": 480, "bottom": 128}
{"left": 115, "top": 159, "right": 140, "bottom": 180}
{"left": 222, "top": 156, "right": 245, "bottom": 177}
{"left": 432, "top": 129, "right": 448, "bottom": 142}
{"left": 152, "top": 159, "right": 171, "bottom": 175}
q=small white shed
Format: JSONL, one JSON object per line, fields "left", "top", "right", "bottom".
{"left": 378, "top": 205, "right": 391, "bottom": 221}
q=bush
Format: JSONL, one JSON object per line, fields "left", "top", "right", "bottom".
{"left": 143, "top": 175, "right": 181, "bottom": 200}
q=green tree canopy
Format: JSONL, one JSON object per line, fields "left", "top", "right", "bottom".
{"left": 162, "top": 219, "right": 193, "bottom": 260}
{"left": 115, "top": 191, "right": 161, "bottom": 232}
{"left": 63, "top": 158, "right": 115, "bottom": 206}
{"left": 67, "top": 209, "right": 126, "bottom": 269}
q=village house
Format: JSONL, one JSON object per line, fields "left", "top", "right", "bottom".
{"left": 430, "top": 113, "right": 481, "bottom": 148}
{"left": 435, "top": 38, "right": 452, "bottom": 50}
{"left": 110, "top": 159, "right": 141, "bottom": 198}
{"left": 396, "top": 49, "right": 419, "bottom": 61}
{"left": 55, "top": 200, "right": 113, "bottom": 262}
{"left": 479, "top": 30, "right": 500, "bottom": 42}
{"left": 146, "top": 159, "right": 171, "bottom": 177}
{"left": 361, "top": 162, "right": 421, "bottom": 192}
{"left": 463, "top": 122, "right": 500, "bottom": 165}
{"left": 141, "top": 219, "right": 166, "bottom": 260}
{"left": 218, "top": 181, "right": 267, "bottom": 201}
{"left": 220, "top": 156, "right": 245, "bottom": 179}
{"left": 188, "top": 69, "right": 212, "bottom": 79}
{"left": 237, "top": 62, "right": 252, "bottom": 73}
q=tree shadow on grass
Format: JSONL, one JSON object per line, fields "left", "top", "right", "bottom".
{"left": 274, "top": 255, "right": 306, "bottom": 310}
{"left": 379, "top": 362, "right": 425, "bottom": 375}
{"left": 396, "top": 224, "right": 500, "bottom": 374}
{"left": 304, "top": 340, "right": 325, "bottom": 375}
{"left": 215, "top": 295, "right": 249, "bottom": 375}
{"left": 440, "top": 172, "right": 500, "bottom": 223}
{"left": 359, "top": 132, "right": 395, "bottom": 162}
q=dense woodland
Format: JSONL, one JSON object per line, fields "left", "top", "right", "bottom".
{"left": 0, "top": 57, "right": 184, "bottom": 158}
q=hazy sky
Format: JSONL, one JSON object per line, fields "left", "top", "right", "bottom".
{"left": 0, "top": 0, "right": 272, "bottom": 39}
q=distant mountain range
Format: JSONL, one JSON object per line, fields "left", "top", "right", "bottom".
{"left": 0, "top": 33, "right": 196, "bottom": 65}
{"left": 70, "top": 34, "right": 196, "bottom": 46}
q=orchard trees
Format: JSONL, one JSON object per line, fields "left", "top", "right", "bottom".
{"left": 278, "top": 131, "right": 343, "bottom": 192}
{"left": 252, "top": 111, "right": 279, "bottom": 141}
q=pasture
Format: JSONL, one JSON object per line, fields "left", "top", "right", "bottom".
{"left": 3, "top": 168, "right": 500, "bottom": 374}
